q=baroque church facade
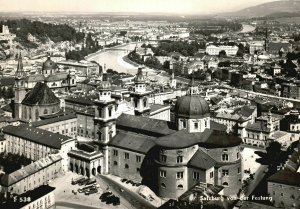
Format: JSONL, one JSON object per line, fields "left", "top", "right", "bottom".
{"left": 90, "top": 68, "right": 243, "bottom": 198}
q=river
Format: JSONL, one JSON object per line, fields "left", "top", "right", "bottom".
{"left": 86, "top": 43, "right": 171, "bottom": 83}
{"left": 86, "top": 43, "right": 141, "bottom": 75}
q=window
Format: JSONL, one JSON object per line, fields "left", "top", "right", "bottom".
{"left": 136, "top": 155, "right": 141, "bottom": 163}
{"left": 143, "top": 98, "right": 147, "bottom": 107}
{"left": 125, "top": 164, "right": 129, "bottom": 169}
{"left": 124, "top": 152, "right": 129, "bottom": 159}
{"left": 194, "top": 122, "right": 198, "bottom": 129}
{"left": 113, "top": 150, "right": 118, "bottom": 156}
{"left": 177, "top": 184, "right": 183, "bottom": 189}
{"left": 222, "top": 182, "right": 229, "bottom": 187}
{"left": 114, "top": 161, "right": 118, "bottom": 165}
{"left": 176, "top": 172, "right": 184, "bottom": 179}
{"left": 177, "top": 156, "right": 183, "bottom": 163}
{"left": 238, "top": 167, "right": 240, "bottom": 174}
{"left": 161, "top": 155, "right": 167, "bottom": 162}
{"left": 222, "top": 170, "right": 229, "bottom": 176}
{"left": 160, "top": 170, "right": 166, "bottom": 178}
{"left": 137, "top": 168, "right": 140, "bottom": 172}
{"left": 205, "top": 120, "right": 207, "bottom": 127}
{"left": 161, "top": 183, "right": 166, "bottom": 188}
{"left": 210, "top": 171, "right": 214, "bottom": 178}
{"left": 237, "top": 152, "right": 239, "bottom": 159}
{"left": 222, "top": 154, "right": 229, "bottom": 161}
{"left": 134, "top": 99, "right": 138, "bottom": 108}
{"left": 193, "top": 172, "right": 200, "bottom": 180}
{"left": 108, "top": 107, "right": 112, "bottom": 117}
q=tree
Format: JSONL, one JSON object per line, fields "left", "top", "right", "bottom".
{"left": 5, "top": 87, "right": 14, "bottom": 98}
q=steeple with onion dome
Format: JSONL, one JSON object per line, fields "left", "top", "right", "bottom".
{"left": 130, "top": 67, "right": 151, "bottom": 116}
{"left": 94, "top": 80, "right": 116, "bottom": 174}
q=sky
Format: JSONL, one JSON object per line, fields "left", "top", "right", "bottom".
{"left": 0, "top": 0, "right": 277, "bottom": 14}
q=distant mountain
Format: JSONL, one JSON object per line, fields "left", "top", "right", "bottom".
{"left": 221, "top": 0, "right": 300, "bottom": 18}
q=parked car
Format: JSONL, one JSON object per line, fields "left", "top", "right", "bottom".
{"left": 71, "top": 176, "right": 85, "bottom": 185}
{"left": 78, "top": 178, "right": 90, "bottom": 186}
{"left": 85, "top": 178, "right": 96, "bottom": 185}
{"left": 85, "top": 188, "right": 98, "bottom": 195}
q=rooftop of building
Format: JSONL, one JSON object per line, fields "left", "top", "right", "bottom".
{"left": 0, "top": 154, "right": 62, "bottom": 187}
{"left": 2, "top": 124, "right": 72, "bottom": 149}
{"left": 236, "top": 201, "right": 277, "bottom": 209}
{"left": 109, "top": 131, "right": 156, "bottom": 154}
{"left": 1, "top": 185, "right": 56, "bottom": 209}
{"left": 22, "top": 82, "right": 60, "bottom": 106}
{"left": 31, "top": 113, "right": 77, "bottom": 127}
{"left": 116, "top": 113, "right": 177, "bottom": 138}
{"left": 188, "top": 148, "right": 216, "bottom": 170}
{"left": 268, "top": 169, "right": 300, "bottom": 187}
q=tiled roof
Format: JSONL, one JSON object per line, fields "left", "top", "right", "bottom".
{"left": 150, "top": 104, "right": 170, "bottom": 114}
{"left": 202, "top": 130, "right": 242, "bottom": 148}
{"left": 0, "top": 154, "right": 62, "bottom": 186}
{"left": 1, "top": 185, "right": 56, "bottom": 209}
{"left": 246, "top": 121, "right": 270, "bottom": 133}
{"left": 22, "top": 82, "right": 60, "bottom": 105}
{"left": 2, "top": 124, "right": 72, "bottom": 149}
{"left": 109, "top": 131, "right": 156, "bottom": 154}
{"left": 268, "top": 169, "right": 300, "bottom": 187}
{"left": 65, "top": 97, "right": 95, "bottom": 106}
{"left": 188, "top": 148, "right": 216, "bottom": 170}
{"left": 31, "top": 114, "right": 77, "bottom": 127}
{"left": 25, "top": 74, "right": 45, "bottom": 82}
{"left": 44, "top": 72, "right": 68, "bottom": 82}
{"left": 116, "top": 114, "right": 177, "bottom": 137}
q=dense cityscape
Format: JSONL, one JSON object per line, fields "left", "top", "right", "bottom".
{"left": 0, "top": 0, "right": 300, "bottom": 209}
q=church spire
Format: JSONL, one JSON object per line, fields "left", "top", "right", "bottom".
{"left": 15, "top": 52, "right": 26, "bottom": 79}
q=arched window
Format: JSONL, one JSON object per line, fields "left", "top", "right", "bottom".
{"left": 44, "top": 109, "right": 48, "bottom": 115}
{"left": 222, "top": 182, "right": 229, "bottom": 187}
{"left": 177, "top": 184, "right": 183, "bottom": 189}
{"left": 125, "top": 164, "right": 129, "bottom": 169}
{"left": 161, "top": 183, "right": 166, "bottom": 188}
{"left": 222, "top": 154, "right": 229, "bottom": 161}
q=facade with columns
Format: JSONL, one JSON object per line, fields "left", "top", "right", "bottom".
{"left": 68, "top": 149, "right": 103, "bottom": 177}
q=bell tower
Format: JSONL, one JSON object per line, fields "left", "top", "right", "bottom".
{"left": 14, "top": 52, "right": 26, "bottom": 119}
{"left": 94, "top": 81, "right": 116, "bottom": 174}
{"left": 169, "top": 68, "right": 177, "bottom": 89}
{"left": 130, "top": 67, "right": 151, "bottom": 116}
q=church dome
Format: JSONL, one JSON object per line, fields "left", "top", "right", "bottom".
{"left": 42, "top": 56, "right": 57, "bottom": 71}
{"left": 175, "top": 95, "right": 210, "bottom": 119}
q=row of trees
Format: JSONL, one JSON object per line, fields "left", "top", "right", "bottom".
{"left": 148, "top": 41, "right": 205, "bottom": 57}
{"left": 66, "top": 33, "right": 102, "bottom": 61}
{"left": 0, "top": 153, "right": 31, "bottom": 174}
{"left": 0, "top": 19, "right": 85, "bottom": 48}
{"left": 0, "top": 87, "right": 14, "bottom": 99}
{"left": 189, "top": 20, "right": 242, "bottom": 36}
